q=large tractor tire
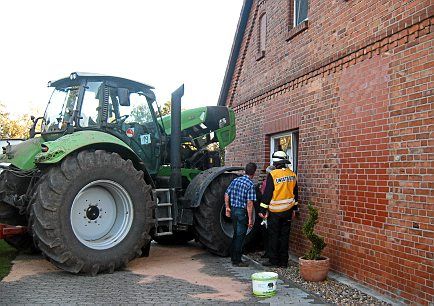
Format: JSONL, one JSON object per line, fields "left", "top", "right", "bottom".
{"left": 31, "top": 150, "right": 154, "bottom": 275}
{"left": 194, "top": 173, "right": 258, "bottom": 256}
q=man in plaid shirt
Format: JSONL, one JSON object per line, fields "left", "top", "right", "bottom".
{"left": 224, "top": 162, "right": 257, "bottom": 267}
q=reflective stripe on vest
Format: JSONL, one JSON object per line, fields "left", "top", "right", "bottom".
{"left": 269, "top": 199, "right": 296, "bottom": 212}
{"left": 269, "top": 168, "right": 297, "bottom": 212}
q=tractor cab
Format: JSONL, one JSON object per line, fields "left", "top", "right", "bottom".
{"left": 38, "top": 72, "right": 163, "bottom": 174}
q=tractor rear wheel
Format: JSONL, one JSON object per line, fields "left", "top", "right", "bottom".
{"left": 194, "top": 173, "right": 257, "bottom": 256}
{"left": 31, "top": 150, "right": 154, "bottom": 275}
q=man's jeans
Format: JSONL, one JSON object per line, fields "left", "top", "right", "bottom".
{"left": 231, "top": 207, "right": 248, "bottom": 263}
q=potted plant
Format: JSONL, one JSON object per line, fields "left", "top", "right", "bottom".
{"left": 299, "top": 202, "right": 330, "bottom": 282}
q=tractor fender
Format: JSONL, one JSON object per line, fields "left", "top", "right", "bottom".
{"left": 34, "top": 130, "right": 154, "bottom": 186}
{"left": 184, "top": 166, "right": 243, "bottom": 208}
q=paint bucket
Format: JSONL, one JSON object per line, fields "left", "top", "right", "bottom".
{"left": 251, "top": 272, "right": 278, "bottom": 297}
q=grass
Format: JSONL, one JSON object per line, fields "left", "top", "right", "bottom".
{"left": 0, "top": 240, "right": 17, "bottom": 280}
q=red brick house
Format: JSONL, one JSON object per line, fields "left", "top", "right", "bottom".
{"left": 218, "top": 0, "right": 433, "bottom": 304}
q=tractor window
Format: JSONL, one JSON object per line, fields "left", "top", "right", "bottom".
{"left": 80, "top": 82, "right": 104, "bottom": 127}
{"left": 107, "top": 90, "right": 153, "bottom": 125}
{"left": 43, "top": 86, "right": 79, "bottom": 132}
{"left": 124, "top": 93, "right": 154, "bottom": 125}
{"left": 107, "top": 89, "right": 159, "bottom": 137}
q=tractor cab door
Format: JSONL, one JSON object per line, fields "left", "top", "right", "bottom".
{"left": 107, "top": 88, "right": 161, "bottom": 175}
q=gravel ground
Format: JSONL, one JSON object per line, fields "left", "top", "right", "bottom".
{"left": 247, "top": 252, "right": 392, "bottom": 306}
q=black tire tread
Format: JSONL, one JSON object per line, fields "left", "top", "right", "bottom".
{"left": 31, "top": 150, "right": 154, "bottom": 275}
{"left": 194, "top": 173, "right": 237, "bottom": 256}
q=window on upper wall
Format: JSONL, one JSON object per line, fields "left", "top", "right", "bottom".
{"left": 260, "top": 13, "right": 267, "bottom": 52}
{"left": 294, "top": 0, "right": 308, "bottom": 26}
{"left": 257, "top": 13, "right": 267, "bottom": 60}
{"left": 270, "top": 130, "right": 299, "bottom": 173}
{"left": 287, "top": 0, "right": 309, "bottom": 40}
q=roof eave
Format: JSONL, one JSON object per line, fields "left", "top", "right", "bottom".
{"left": 217, "top": 0, "right": 253, "bottom": 106}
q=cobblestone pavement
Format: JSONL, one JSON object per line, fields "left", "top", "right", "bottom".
{"left": 0, "top": 242, "right": 327, "bottom": 305}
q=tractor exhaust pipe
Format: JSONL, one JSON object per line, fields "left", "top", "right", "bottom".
{"left": 170, "top": 84, "right": 184, "bottom": 189}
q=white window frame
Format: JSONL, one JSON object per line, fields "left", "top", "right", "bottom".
{"left": 293, "top": 0, "right": 308, "bottom": 26}
{"left": 270, "top": 130, "right": 298, "bottom": 173}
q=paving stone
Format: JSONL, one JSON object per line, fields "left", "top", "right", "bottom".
{"left": 0, "top": 244, "right": 327, "bottom": 305}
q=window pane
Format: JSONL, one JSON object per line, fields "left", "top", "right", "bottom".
{"left": 125, "top": 93, "right": 154, "bottom": 124}
{"left": 271, "top": 132, "right": 298, "bottom": 172}
{"left": 294, "top": 0, "right": 308, "bottom": 26}
{"left": 80, "top": 82, "right": 103, "bottom": 127}
{"left": 43, "top": 86, "right": 79, "bottom": 132}
{"left": 260, "top": 14, "right": 266, "bottom": 52}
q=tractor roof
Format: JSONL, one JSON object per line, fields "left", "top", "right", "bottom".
{"left": 49, "top": 72, "right": 155, "bottom": 92}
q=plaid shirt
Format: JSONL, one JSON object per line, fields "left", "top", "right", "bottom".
{"left": 225, "top": 175, "right": 257, "bottom": 209}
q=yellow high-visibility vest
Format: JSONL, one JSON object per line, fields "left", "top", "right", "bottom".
{"left": 269, "top": 168, "right": 297, "bottom": 212}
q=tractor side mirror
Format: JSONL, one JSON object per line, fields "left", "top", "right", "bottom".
{"left": 29, "top": 116, "right": 44, "bottom": 138}
{"left": 118, "top": 88, "right": 130, "bottom": 106}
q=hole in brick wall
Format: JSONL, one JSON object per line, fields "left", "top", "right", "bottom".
{"left": 412, "top": 222, "right": 419, "bottom": 229}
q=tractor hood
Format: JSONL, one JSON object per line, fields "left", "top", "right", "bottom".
{"left": 0, "top": 138, "right": 43, "bottom": 170}
{"left": 159, "top": 106, "right": 236, "bottom": 149}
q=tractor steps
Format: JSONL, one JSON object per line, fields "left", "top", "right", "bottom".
{"left": 154, "top": 189, "right": 175, "bottom": 237}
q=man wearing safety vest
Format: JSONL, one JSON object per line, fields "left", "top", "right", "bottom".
{"left": 259, "top": 150, "right": 299, "bottom": 268}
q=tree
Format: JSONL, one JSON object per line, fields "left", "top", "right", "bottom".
{"left": 160, "top": 100, "right": 171, "bottom": 116}
{"left": 129, "top": 104, "right": 153, "bottom": 124}
{"left": 0, "top": 102, "right": 32, "bottom": 139}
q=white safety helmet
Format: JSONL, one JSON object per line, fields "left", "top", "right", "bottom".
{"left": 272, "top": 151, "right": 290, "bottom": 164}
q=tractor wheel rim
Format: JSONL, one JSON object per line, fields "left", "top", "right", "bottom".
{"left": 219, "top": 204, "right": 255, "bottom": 238}
{"left": 70, "top": 180, "right": 133, "bottom": 250}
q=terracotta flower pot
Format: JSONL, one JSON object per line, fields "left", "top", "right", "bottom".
{"left": 299, "top": 256, "right": 330, "bottom": 282}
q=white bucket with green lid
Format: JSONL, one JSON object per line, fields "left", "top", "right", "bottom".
{"left": 251, "top": 271, "right": 278, "bottom": 297}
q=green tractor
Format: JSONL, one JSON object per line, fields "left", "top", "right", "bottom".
{"left": 0, "top": 72, "right": 257, "bottom": 275}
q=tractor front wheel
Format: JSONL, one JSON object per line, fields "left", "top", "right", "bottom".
{"left": 31, "top": 150, "right": 154, "bottom": 275}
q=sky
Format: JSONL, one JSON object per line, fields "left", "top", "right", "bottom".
{"left": 0, "top": 0, "right": 243, "bottom": 118}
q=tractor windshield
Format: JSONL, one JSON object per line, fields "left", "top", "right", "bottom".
{"left": 79, "top": 81, "right": 104, "bottom": 127}
{"left": 42, "top": 86, "right": 79, "bottom": 133}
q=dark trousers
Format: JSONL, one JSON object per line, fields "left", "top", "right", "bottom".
{"left": 261, "top": 225, "right": 269, "bottom": 256}
{"left": 268, "top": 209, "right": 292, "bottom": 265}
{"left": 230, "top": 207, "right": 248, "bottom": 263}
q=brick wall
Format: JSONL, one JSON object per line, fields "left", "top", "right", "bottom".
{"left": 223, "top": 0, "right": 433, "bottom": 304}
